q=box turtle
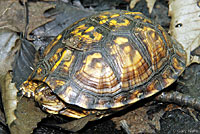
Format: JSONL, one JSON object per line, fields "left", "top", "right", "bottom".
{"left": 14, "top": 10, "right": 191, "bottom": 129}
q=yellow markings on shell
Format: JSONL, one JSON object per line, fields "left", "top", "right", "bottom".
{"left": 85, "top": 26, "right": 94, "bottom": 33}
{"left": 49, "top": 48, "right": 64, "bottom": 63}
{"left": 37, "top": 67, "right": 42, "bottom": 75}
{"left": 110, "top": 44, "right": 117, "bottom": 55}
{"left": 55, "top": 80, "right": 65, "bottom": 86}
{"left": 110, "top": 14, "right": 120, "bottom": 18}
{"left": 95, "top": 62, "right": 102, "bottom": 68}
{"left": 81, "top": 34, "right": 90, "bottom": 39}
{"left": 77, "top": 24, "right": 87, "bottom": 29}
{"left": 135, "top": 26, "right": 166, "bottom": 67}
{"left": 76, "top": 32, "right": 82, "bottom": 36}
{"left": 93, "top": 32, "right": 103, "bottom": 41}
{"left": 124, "top": 45, "right": 132, "bottom": 53}
{"left": 98, "top": 15, "right": 109, "bottom": 24}
{"left": 119, "top": 19, "right": 130, "bottom": 26}
{"left": 151, "top": 31, "right": 156, "bottom": 40}
{"left": 121, "top": 81, "right": 129, "bottom": 88}
{"left": 44, "top": 34, "right": 62, "bottom": 56}
{"left": 145, "top": 88, "right": 159, "bottom": 99}
{"left": 124, "top": 12, "right": 142, "bottom": 15}
{"left": 160, "top": 29, "right": 172, "bottom": 48}
{"left": 132, "top": 50, "right": 142, "bottom": 66}
{"left": 114, "top": 95, "right": 124, "bottom": 104}
{"left": 133, "top": 90, "right": 140, "bottom": 97}
{"left": 56, "top": 48, "right": 63, "bottom": 53}
{"left": 71, "top": 24, "right": 87, "bottom": 35}
{"left": 81, "top": 34, "right": 92, "bottom": 43}
{"left": 99, "top": 19, "right": 108, "bottom": 24}
{"left": 49, "top": 54, "right": 58, "bottom": 62}
{"left": 79, "top": 32, "right": 102, "bottom": 44}
{"left": 172, "top": 57, "right": 184, "bottom": 70}
{"left": 124, "top": 48, "right": 141, "bottom": 67}
{"left": 143, "top": 19, "right": 152, "bottom": 23}
{"left": 109, "top": 19, "right": 117, "bottom": 26}
{"left": 42, "top": 77, "right": 47, "bottom": 82}
{"left": 84, "top": 53, "right": 102, "bottom": 64}
{"left": 162, "top": 68, "right": 175, "bottom": 88}
{"left": 144, "top": 70, "right": 151, "bottom": 79}
{"left": 157, "top": 60, "right": 163, "bottom": 70}
{"left": 46, "top": 81, "right": 51, "bottom": 87}
{"left": 51, "top": 50, "right": 67, "bottom": 72}
{"left": 82, "top": 53, "right": 103, "bottom": 77}
{"left": 147, "top": 81, "right": 156, "bottom": 92}
{"left": 99, "top": 15, "right": 108, "bottom": 19}
{"left": 114, "top": 37, "right": 128, "bottom": 45}
{"left": 63, "top": 55, "right": 75, "bottom": 72}
{"left": 138, "top": 26, "right": 146, "bottom": 31}
{"left": 71, "top": 24, "right": 102, "bottom": 43}
{"left": 162, "top": 73, "right": 175, "bottom": 88}
{"left": 109, "top": 19, "right": 130, "bottom": 27}
{"left": 134, "top": 15, "right": 143, "bottom": 20}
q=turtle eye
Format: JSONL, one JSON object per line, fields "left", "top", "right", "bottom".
{"left": 40, "top": 97, "right": 44, "bottom": 102}
{"left": 38, "top": 46, "right": 45, "bottom": 57}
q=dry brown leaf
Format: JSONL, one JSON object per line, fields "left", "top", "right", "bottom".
{"left": 146, "top": 0, "right": 156, "bottom": 14}
{"left": 0, "top": 1, "right": 23, "bottom": 32}
{"left": 130, "top": 0, "right": 156, "bottom": 13}
{"left": 169, "top": 0, "right": 200, "bottom": 65}
{"left": 0, "top": 28, "right": 46, "bottom": 134}
{"left": 1, "top": 72, "right": 18, "bottom": 128}
{"left": 10, "top": 97, "right": 47, "bottom": 134}
{"left": 26, "top": 2, "right": 56, "bottom": 37}
{"left": 1, "top": 72, "right": 47, "bottom": 134}
{"left": 0, "top": 27, "right": 20, "bottom": 131}
{"left": 0, "top": 29, "right": 20, "bottom": 78}
{"left": 130, "top": 0, "right": 140, "bottom": 9}
{"left": 0, "top": 1, "right": 55, "bottom": 36}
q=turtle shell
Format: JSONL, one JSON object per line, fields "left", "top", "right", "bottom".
{"left": 29, "top": 10, "right": 186, "bottom": 110}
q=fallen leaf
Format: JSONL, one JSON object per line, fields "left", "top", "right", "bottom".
{"left": 1, "top": 72, "right": 47, "bottom": 134}
{"left": 130, "top": 0, "right": 156, "bottom": 13}
{"left": 10, "top": 96, "right": 47, "bottom": 134}
{"left": 0, "top": 28, "right": 19, "bottom": 79}
{"left": 169, "top": 0, "right": 200, "bottom": 65}
{"left": 130, "top": 0, "right": 140, "bottom": 9}
{"left": 0, "top": 1, "right": 55, "bottom": 38}
{"left": 146, "top": 0, "right": 156, "bottom": 14}
{"left": 1, "top": 72, "right": 18, "bottom": 128}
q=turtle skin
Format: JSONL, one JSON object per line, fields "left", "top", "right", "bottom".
{"left": 20, "top": 10, "right": 186, "bottom": 119}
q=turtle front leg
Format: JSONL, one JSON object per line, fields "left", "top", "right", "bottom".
{"left": 34, "top": 84, "right": 66, "bottom": 115}
{"left": 34, "top": 84, "right": 99, "bottom": 132}
{"left": 34, "top": 84, "right": 90, "bottom": 119}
